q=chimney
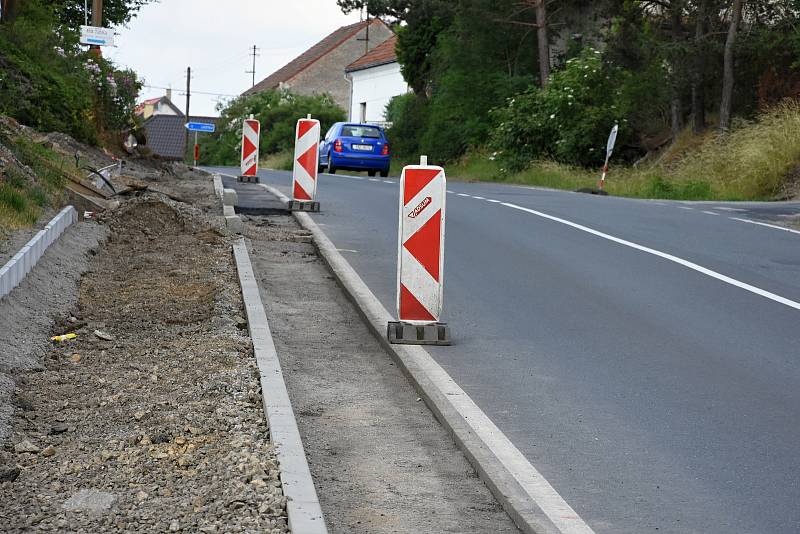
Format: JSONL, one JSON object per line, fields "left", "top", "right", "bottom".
{"left": 166, "top": 87, "right": 172, "bottom": 101}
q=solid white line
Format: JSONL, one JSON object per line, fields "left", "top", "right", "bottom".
{"left": 500, "top": 202, "right": 800, "bottom": 311}
{"left": 730, "top": 217, "right": 800, "bottom": 236}
{"left": 702, "top": 210, "right": 720, "bottom": 216}
{"left": 486, "top": 199, "right": 502, "bottom": 203}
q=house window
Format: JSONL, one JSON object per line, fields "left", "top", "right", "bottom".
{"left": 359, "top": 102, "right": 367, "bottom": 123}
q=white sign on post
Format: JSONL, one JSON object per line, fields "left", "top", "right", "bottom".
{"left": 80, "top": 26, "right": 115, "bottom": 47}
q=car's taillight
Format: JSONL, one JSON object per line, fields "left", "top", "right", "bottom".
{"left": 334, "top": 139, "right": 343, "bottom": 153}
{"left": 382, "top": 144, "right": 390, "bottom": 155}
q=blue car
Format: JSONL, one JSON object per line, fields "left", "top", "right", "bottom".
{"left": 318, "top": 122, "right": 391, "bottom": 177}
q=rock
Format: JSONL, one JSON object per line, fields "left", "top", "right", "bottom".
{"left": 0, "top": 465, "right": 20, "bottom": 482}
{"left": 62, "top": 489, "right": 116, "bottom": 513}
{"left": 135, "top": 490, "right": 149, "bottom": 501}
{"left": 169, "top": 520, "right": 180, "bottom": 531}
{"left": 93, "top": 329, "right": 115, "bottom": 341}
{"left": 69, "top": 354, "right": 82, "bottom": 364}
{"left": 133, "top": 410, "right": 146, "bottom": 421}
{"left": 14, "top": 440, "right": 40, "bottom": 454}
{"left": 50, "top": 423, "right": 69, "bottom": 435}
{"left": 41, "top": 445, "right": 56, "bottom": 457}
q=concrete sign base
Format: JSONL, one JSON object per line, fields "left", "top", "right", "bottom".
{"left": 387, "top": 321, "right": 450, "bottom": 346}
{"left": 287, "top": 200, "right": 320, "bottom": 213}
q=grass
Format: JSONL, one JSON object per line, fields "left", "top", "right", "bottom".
{"left": 260, "top": 151, "right": 294, "bottom": 172}
{"left": 440, "top": 102, "right": 800, "bottom": 201}
{"left": 0, "top": 131, "right": 68, "bottom": 232}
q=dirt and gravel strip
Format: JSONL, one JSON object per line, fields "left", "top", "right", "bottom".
{"left": 241, "top": 211, "right": 521, "bottom": 534}
{"left": 1, "top": 182, "right": 289, "bottom": 531}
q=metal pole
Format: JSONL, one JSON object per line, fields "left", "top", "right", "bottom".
{"left": 185, "top": 66, "right": 191, "bottom": 162}
{"left": 252, "top": 45, "right": 256, "bottom": 87}
{"left": 85, "top": 0, "right": 88, "bottom": 25}
{"left": 194, "top": 131, "right": 198, "bottom": 167}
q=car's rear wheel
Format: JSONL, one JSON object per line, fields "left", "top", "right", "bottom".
{"left": 368, "top": 170, "right": 376, "bottom": 177}
{"left": 380, "top": 169, "right": 389, "bottom": 178}
{"left": 326, "top": 155, "right": 336, "bottom": 174}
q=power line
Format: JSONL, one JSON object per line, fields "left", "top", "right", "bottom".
{"left": 143, "top": 85, "right": 239, "bottom": 98}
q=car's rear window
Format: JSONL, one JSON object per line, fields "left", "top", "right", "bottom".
{"left": 341, "top": 125, "right": 381, "bottom": 138}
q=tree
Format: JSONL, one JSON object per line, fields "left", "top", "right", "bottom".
{"left": 720, "top": 0, "right": 745, "bottom": 130}
{"left": 2, "top": 0, "right": 152, "bottom": 26}
{"left": 691, "top": 0, "right": 711, "bottom": 133}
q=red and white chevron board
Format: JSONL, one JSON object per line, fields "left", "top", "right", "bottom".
{"left": 292, "top": 117, "right": 320, "bottom": 201}
{"left": 396, "top": 164, "right": 446, "bottom": 324}
{"left": 240, "top": 118, "right": 260, "bottom": 177}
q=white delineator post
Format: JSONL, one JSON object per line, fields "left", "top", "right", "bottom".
{"left": 598, "top": 123, "right": 619, "bottom": 192}
{"left": 292, "top": 115, "right": 321, "bottom": 202}
{"left": 240, "top": 116, "right": 260, "bottom": 182}
{"left": 396, "top": 155, "right": 447, "bottom": 326}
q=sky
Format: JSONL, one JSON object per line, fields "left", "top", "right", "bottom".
{"left": 108, "top": 1, "right": 363, "bottom": 117}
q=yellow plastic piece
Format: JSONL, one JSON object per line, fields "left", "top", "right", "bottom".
{"left": 51, "top": 333, "right": 78, "bottom": 342}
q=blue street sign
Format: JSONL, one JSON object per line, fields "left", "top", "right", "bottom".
{"left": 185, "top": 122, "right": 216, "bottom": 133}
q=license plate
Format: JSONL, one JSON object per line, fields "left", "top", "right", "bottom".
{"left": 352, "top": 144, "right": 372, "bottom": 151}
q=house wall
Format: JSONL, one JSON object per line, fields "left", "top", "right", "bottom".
{"left": 348, "top": 62, "right": 408, "bottom": 123}
{"left": 285, "top": 22, "right": 394, "bottom": 114}
{"left": 155, "top": 101, "right": 180, "bottom": 116}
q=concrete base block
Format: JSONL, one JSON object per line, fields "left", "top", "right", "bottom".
{"left": 287, "top": 200, "right": 320, "bottom": 213}
{"left": 225, "top": 215, "right": 243, "bottom": 234}
{"left": 223, "top": 188, "right": 238, "bottom": 206}
{"left": 387, "top": 322, "right": 451, "bottom": 346}
{"left": 238, "top": 175, "right": 259, "bottom": 183}
{"left": 223, "top": 205, "right": 236, "bottom": 217}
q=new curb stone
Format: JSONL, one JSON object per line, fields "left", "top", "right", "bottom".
{"left": 0, "top": 206, "right": 78, "bottom": 300}
{"left": 232, "top": 239, "right": 328, "bottom": 534}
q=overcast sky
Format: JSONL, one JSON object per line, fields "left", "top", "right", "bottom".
{"left": 108, "top": 1, "right": 362, "bottom": 117}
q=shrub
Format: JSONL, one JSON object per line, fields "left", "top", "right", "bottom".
{"left": 490, "top": 48, "right": 638, "bottom": 170}
{"left": 199, "top": 90, "right": 346, "bottom": 166}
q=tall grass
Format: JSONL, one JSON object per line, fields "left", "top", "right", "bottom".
{"left": 446, "top": 102, "right": 800, "bottom": 201}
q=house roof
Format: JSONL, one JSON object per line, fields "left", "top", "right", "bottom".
{"left": 244, "top": 18, "right": 390, "bottom": 95}
{"left": 142, "top": 115, "right": 186, "bottom": 160}
{"left": 135, "top": 96, "right": 184, "bottom": 117}
{"left": 346, "top": 35, "right": 398, "bottom": 73}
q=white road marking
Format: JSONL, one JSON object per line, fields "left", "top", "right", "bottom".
{"left": 472, "top": 196, "right": 486, "bottom": 200}
{"left": 337, "top": 249, "right": 359, "bottom": 253}
{"left": 384, "top": 180, "right": 394, "bottom": 184}
{"left": 486, "top": 199, "right": 502, "bottom": 203}
{"left": 730, "top": 217, "right": 800, "bottom": 236}
{"left": 500, "top": 202, "right": 800, "bottom": 311}
{"left": 457, "top": 193, "right": 470, "bottom": 197}
{"left": 447, "top": 190, "right": 455, "bottom": 194}
{"left": 368, "top": 178, "right": 380, "bottom": 182}
{"left": 702, "top": 210, "right": 720, "bottom": 216}
{"left": 678, "top": 206, "right": 694, "bottom": 210}
{"left": 715, "top": 207, "right": 747, "bottom": 212}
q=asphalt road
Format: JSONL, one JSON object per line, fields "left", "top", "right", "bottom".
{"left": 210, "top": 166, "right": 800, "bottom": 534}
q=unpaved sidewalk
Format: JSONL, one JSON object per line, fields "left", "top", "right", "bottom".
{"left": 0, "top": 195, "right": 288, "bottom": 533}
{"left": 242, "top": 211, "right": 521, "bottom": 534}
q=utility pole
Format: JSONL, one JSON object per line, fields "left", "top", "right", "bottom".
{"left": 185, "top": 67, "right": 191, "bottom": 161}
{"left": 246, "top": 45, "right": 260, "bottom": 88}
{"left": 357, "top": 8, "right": 370, "bottom": 54}
{"left": 90, "top": 0, "right": 102, "bottom": 57}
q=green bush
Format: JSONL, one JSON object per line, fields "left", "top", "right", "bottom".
{"left": 199, "top": 90, "right": 346, "bottom": 166}
{"left": 385, "top": 93, "right": 428, "bottom": 159}
{"left": 490, "top": 48, "right": 638, "bottom": 170}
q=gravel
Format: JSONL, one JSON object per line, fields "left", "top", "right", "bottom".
{"left": 0, "top": 172, "right": 288, "bottom": 531}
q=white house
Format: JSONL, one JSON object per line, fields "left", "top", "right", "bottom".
{"left": 345, "top": 35, "right": 409, "bottom": 125}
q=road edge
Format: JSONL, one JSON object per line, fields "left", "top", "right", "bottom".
{"left": 231, "top": 238, "right": 328, "bottom": 534}
{"left": 260, "top": 183, "right": 594, "bottom": 534}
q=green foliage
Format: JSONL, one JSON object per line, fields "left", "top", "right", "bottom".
{"left": 490, "top": 48, "right": 635, "bottom": 169}
{"left": 43, "top": 0, "right": 155, "bottom": 28}
{"left": 0, "top": 0, "right": 142, "bottom": 145}
{"left": 199, "top": 90, "right": 347, "bottom": 166}
{"left": 385, "top": 93, "right": 428, "bottom": 158}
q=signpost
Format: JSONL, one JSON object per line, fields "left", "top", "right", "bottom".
{"left": 598, "top": 123, "right": 619, "bottom": 192}
{"left": 79, "top": 25, "right": 115, "bottom": 47}
{"left": 239, "top": 117, "right": 261, "bottom": 182}
{"left": 184, "top": 122, "right": 216, "bottom": 167}
{"left": 288, "top": 115, "right": 321, "bottom": 212}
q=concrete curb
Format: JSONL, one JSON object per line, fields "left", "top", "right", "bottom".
{"left": 261, "top": 184, "right": 594, "bottom": 534}
{"left": 0, "top": 206, "right": 78, "bottom": 300}
{"left": 213, "top": 173, "right": 243, "bottom": 233}
{"left": 231, "top": 238, "right": 328, "bottom": 534}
